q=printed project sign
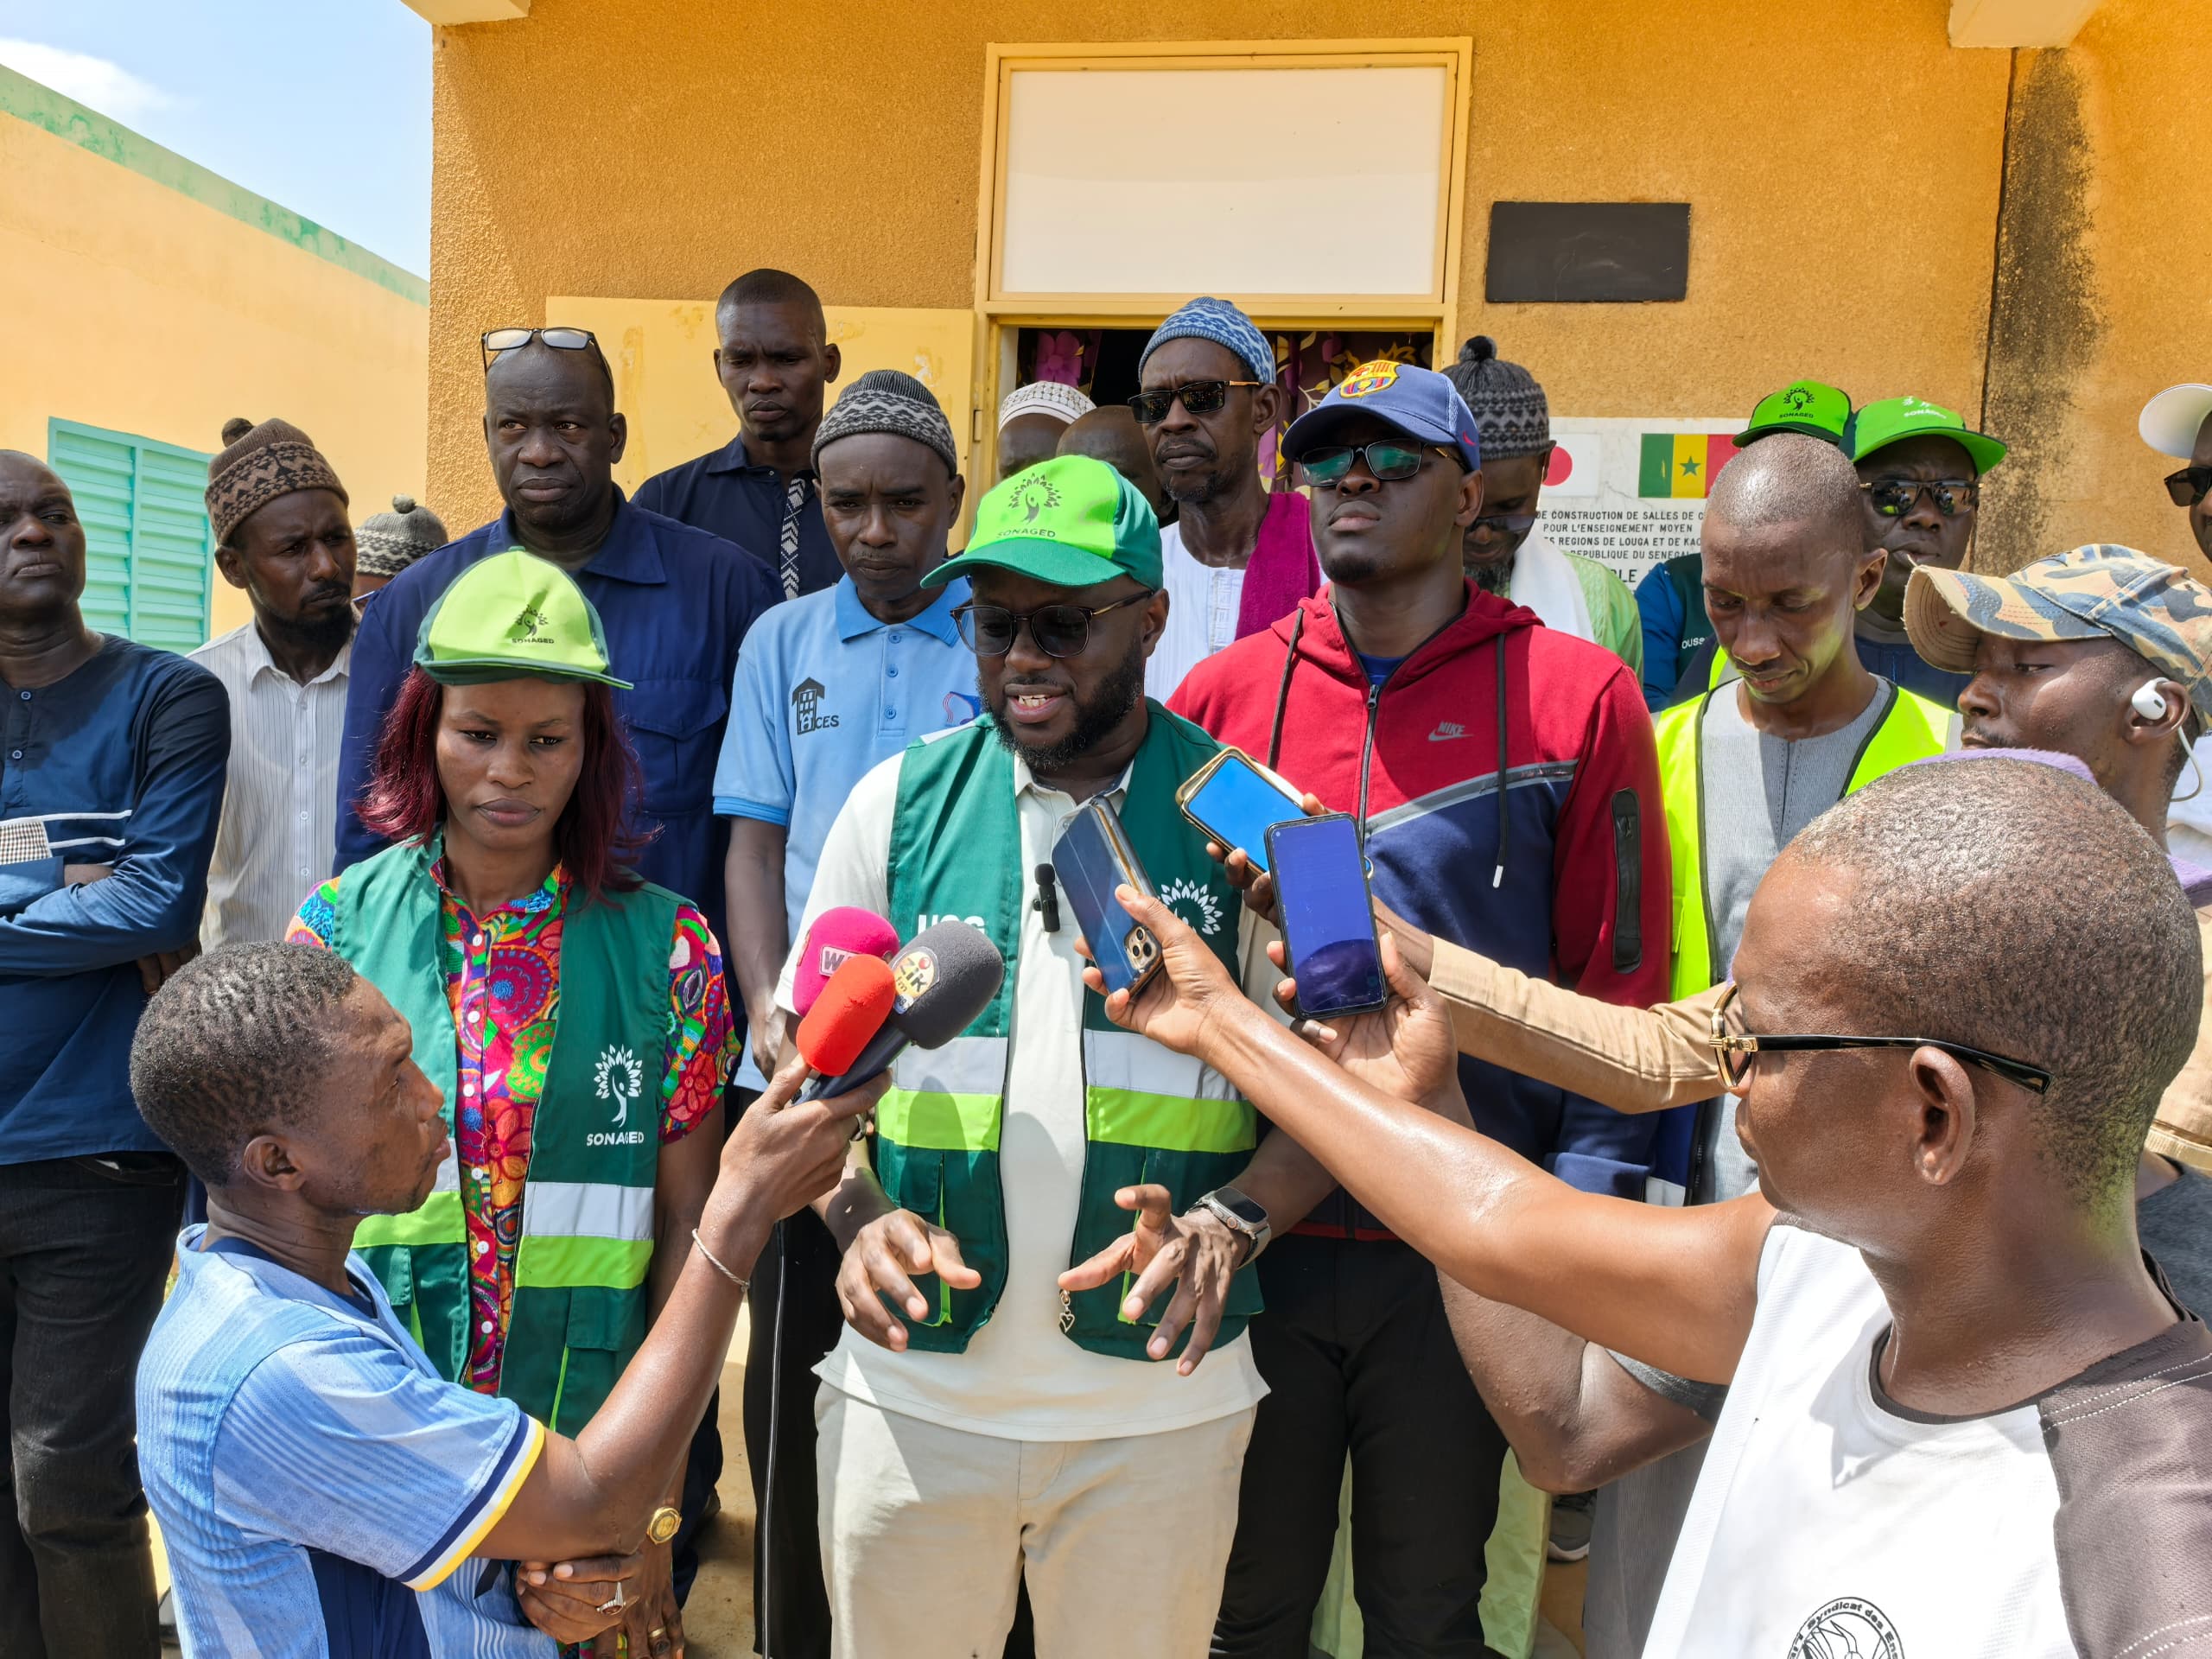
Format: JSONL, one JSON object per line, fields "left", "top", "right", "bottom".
{"left": 1538, "top": 416, "right": 1745, "bottom": 589}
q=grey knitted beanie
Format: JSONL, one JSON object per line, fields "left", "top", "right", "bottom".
{"left": 812, "top": 370, "right": 959, "bottom": 477}
{"left": 1442, "top": 337, "right": 1551, "bottom": 462}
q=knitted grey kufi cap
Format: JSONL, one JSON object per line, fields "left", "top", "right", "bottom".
{"left": 354, "top": 494, "right": 451, "bottom": 579}
{"left": 811, "top": 370, "right": 960, "bottom": 477}
{"left": 1442, "top": 337, "right": 1551, "bottom": 462}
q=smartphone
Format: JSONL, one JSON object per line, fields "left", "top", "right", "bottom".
{"left": 1052, "top": 798, "right": 1164, "bottom": 997}
{"left": 1267, "top": 814, "right": 1387, "bottom": 1019}
{"left": 1176, "top": 747, "right": 1306, "bottom": 873}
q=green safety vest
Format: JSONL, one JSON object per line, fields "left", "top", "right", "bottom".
{"left": 1655, "top": 682, "right": 1951, "bottom": 997}
{"left": 878, "top": 707, "right": 1262, "bottom": 1360}
{"left": 335, "top": 839, "right": 677, "bottom": 1433}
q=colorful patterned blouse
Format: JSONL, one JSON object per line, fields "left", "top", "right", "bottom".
{"left": 290, "top": 859, "right": 734, "bottom": 1394}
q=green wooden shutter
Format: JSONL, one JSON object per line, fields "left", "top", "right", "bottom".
{"left": 48, "top": 419, "right": 215, "bottom": 652}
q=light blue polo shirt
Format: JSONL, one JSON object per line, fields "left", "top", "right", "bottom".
{"left": 715, "top": 575, "right": 980, "bottom": 1075}
{"left": 137, "top": 1229, "right": 551, "bottom": 1658}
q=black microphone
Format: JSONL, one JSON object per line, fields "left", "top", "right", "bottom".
{"left": 1033, "top": 863, "right": 1061, "bottom": 933}
{"left": 798, "top": 919, "right": 1006, "bottom": 1100}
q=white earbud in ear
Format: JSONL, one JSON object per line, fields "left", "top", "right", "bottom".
{"left": 2132, "top": 681, "right": 2175, "bottom": 722}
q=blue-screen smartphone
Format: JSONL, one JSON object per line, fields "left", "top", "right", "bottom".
{"left": 1176, "top": 747, "right": 1305, "bottom": 873}
{"left": 1267, "top": 814, "right": 1387, "bottom": 1019}
{"left": 1052, "top": 798, "right": 1163, "bottom": 998}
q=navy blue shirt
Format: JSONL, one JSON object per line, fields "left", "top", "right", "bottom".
{"left": 1855, "top": 633, "right": 1969, "bottom": 710}
{"left": 632, "top": 435, "right": 842, "bottom": 598}
{"left": 1, "top": 637, "right": 229, "bottom": 1160}
{"left": 334, "top": 493, "right": 779, "bottom": 939}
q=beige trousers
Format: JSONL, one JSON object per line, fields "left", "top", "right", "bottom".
{"left": 815, "top": 1388, "right": 1256, "bottom": 1658}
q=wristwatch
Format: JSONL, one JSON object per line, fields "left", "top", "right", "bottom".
{"left": 1192, "top": 1185, "right": 1272, "bottom": 1267}
{"left": 645, "top": 1504, "right": 683, "bottom": 1546}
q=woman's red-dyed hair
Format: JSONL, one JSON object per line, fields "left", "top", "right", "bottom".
{"left": 359, "top": 667, "right": 650, "bottom": 898}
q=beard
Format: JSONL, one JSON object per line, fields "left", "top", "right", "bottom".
{"left": 264, "top": 592, "right": 357, "bottom": 659}
{"left": 1466, "top": 550, "right": 1516, "bottom": 596}
{"left": 983, "top": 643, "right": 1147, "bottom": 774}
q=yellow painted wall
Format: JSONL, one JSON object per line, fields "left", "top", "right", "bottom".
{"left": 551, "top": 298, "right": 977, "bottom": 499}
{"left": 423, "top": 0, "right": 2012, "bottom": 526}
{"left": 0, "top": 68, "right": 429, "bottom": 641}
{"left": 2001, "top": 0, "right": 2212, "bottom": 573}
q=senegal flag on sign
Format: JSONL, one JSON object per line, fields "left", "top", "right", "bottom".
{"left": 1638, "top": 433, "right": 1739, "bottom": 499}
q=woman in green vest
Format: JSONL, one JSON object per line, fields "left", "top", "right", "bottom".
{"left": 289, "top": 550, "right": 734, "bottom": 1646}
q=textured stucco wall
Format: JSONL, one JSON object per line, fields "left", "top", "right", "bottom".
{"left": 1978, "top": 0, "right": 2212, "bottom": 575}
{"left": 424, "top": 0, "right": 2013, "bottom": 527}
{"left": 1, "top": 73, "right": 428, "bottom": 641}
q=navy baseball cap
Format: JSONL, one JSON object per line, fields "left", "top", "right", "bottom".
{"left": 1282, "top": 360, "right": 1483, "bottom": 472}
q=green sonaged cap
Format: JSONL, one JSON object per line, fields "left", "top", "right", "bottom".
{"left": 923, "top": 454, "right": 1162, "bottom": 593}
{"left": 411, "top": 549, "right": 632, "bottom": 690}
{"left": 1737, "top": 380, "right": 1853, "bottom": 447}
{"left": 1848, "top": 395, "right": 2009, "bottom": 476}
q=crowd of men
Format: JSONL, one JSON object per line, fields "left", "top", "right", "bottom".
{"left": 3, "top": 266, "right": 2211, "bottom": 1659}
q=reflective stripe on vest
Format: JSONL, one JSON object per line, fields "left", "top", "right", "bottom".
{"left": 514, "top": 1181, "right": 655, "bottom": 1290}
{"left": 879, "top": 1036, "right": 1007, "bottom": 1153}
{"left": 1656, "top": 681, "right": 1951, "bottom": 995}
{"left": 1083, "top": 1028, "right": 1254, "bottom": 1154}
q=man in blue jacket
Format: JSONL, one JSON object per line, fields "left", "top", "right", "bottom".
{"left": 0, "top": 451, "right": 229, "bottom": 1658}
{"left": 334, "top": 327, "right": 780, "bottom": 944}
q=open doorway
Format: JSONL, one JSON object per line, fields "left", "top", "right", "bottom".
{"left": 1002, "top": 323, "right": 1438, "bottom": 487}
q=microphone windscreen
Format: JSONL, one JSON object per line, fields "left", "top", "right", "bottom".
{"left": 885, "top": 920, "right": 1007, "bottom": 1050}
{"left": 794, "top": 954, "right": 897, "bottom": 1076}
{"left": 793, "top": 907, "right": 900, "bottom": 1017}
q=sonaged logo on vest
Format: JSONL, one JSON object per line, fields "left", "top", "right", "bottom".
{"left": 1786, "top": 1598, "right": 1904, "bottom": 1659}
{"left": 594, "top": 1044, "right": 645, "bottom": 1131}
{"left": 1157, "top": 877, "right": 1223, "bottom": 938}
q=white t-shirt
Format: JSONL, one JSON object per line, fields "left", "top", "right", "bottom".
{"left": 777, "top": 737, "right": 1274, "bottom": 1441}
{"left": 1146, "top": 521, "right": 1248, "bottom": 702}
{"left": 1645, "top": 1222, "right": 2212, "bottom": 1658}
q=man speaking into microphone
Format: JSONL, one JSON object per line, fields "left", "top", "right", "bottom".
{"left": 775, "top": 456, "right": 1334, "bottom": 1659}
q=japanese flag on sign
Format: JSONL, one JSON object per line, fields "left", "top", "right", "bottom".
{"left": 1541, "top": 432, "right": 1603, "bottom": 496}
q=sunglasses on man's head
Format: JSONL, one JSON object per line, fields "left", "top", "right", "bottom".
{"left": 1128, "top": 379, "right": 1264, "bottom": 427}
{"left": 1860, "top": 478, "right": 1979, "bottom": 518}
{"left": 2166, "top": 464, "right": 2212, "bottom": 509}
{"left": 1297, "top": 441, "right": 1459, "bottom": 486}
{"left": 480, "top": 326, "right": 599, "bottom": 372}
{"left": 952, "top": 591, "right": 1154, "bottom": 660}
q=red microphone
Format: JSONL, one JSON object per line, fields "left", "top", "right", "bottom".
{"left": 792, "top": 907, "right": 901, "bottom": 1018}
{"left": 792, "top": 954, "right": 897, "bottom": 1076}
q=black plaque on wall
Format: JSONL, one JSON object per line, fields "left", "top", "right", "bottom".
{"left": 1484, "top": 202, "right": 1691, "bottom": 303}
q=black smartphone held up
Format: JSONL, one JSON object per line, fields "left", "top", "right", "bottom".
{"left": 1175, "top": 747, "right": 1306, "bottom": 874}
{"left": 1052, "top": 798, "right": 1164, "bottom": 998}
{"left": 1266, "top": 813, "right": 1387, "bottom": 1019}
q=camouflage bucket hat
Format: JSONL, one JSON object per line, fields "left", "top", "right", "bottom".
{"left": 1904, "top": 544, "right": 2212, "bottom": 723}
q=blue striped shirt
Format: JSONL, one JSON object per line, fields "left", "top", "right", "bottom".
{"left": 137, "top": 1230, "right": 552, "bottom": 1658}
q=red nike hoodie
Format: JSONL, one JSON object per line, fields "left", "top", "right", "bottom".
{"left": 1173, "top": 582, "right": 1670, "bottom": 1227}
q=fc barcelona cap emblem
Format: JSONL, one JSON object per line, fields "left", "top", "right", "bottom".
{"left": 1339, "top": 360, "right": 1402, "bottom": 399}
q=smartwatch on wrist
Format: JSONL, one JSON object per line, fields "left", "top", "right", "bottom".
{"left": 1192, "top": 1185, "right": 1272, "bottom": 1266}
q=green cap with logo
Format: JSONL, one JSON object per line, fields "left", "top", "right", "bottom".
{"left": 923, "top": 454, "right": 1162, "bottom": 593}
{"left": 412, "top": 549, "right": 632, "bottom": 690}
{"left": 1737, "top": 380, "right": 1853, "bottom": 447}
{"left": 1849, "top": 395, "right": 2008, "bottom": 475}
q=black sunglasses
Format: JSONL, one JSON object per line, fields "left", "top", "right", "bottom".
{"left": 952, "top": 591, "right": 1154, "bottom": 659}
{"left": 1298, "top": 441, "right": 1459, "bottom": 486}
{"left": 1707, "top": 982, "right": 2050, "bottom": 1096}
{"left": 2165, "top": 464, "right": 2212, "bottom": 508}
{"left": 1128, "top": 379, "right": 1264, "bottom": 427}
{"left": 1861, "top": 478, "right": 1978, "bottom": 518}
{"left": 481, "top": 326, "right": 599, "bottom": 372}
{"left": 1470, "top": 510, "right": 1541, "bottom": 538}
